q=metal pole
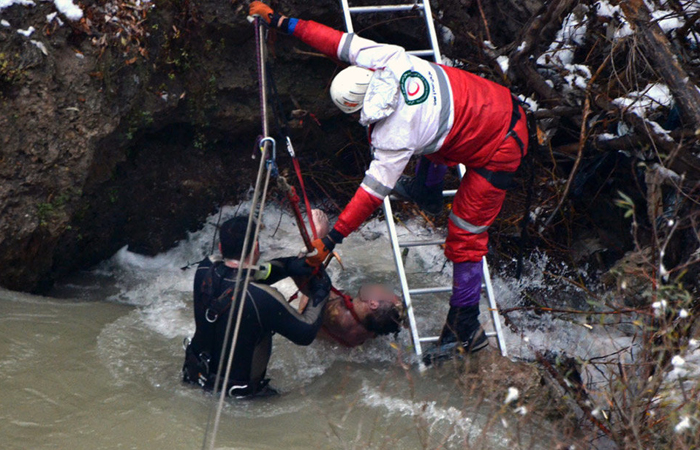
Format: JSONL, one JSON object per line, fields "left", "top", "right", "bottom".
{"left": 421, "top": 0, "right": 442, "bottom": 64}
{"left": 482, "top": 257, "right": 508, "bottom": 357}
{"left": 382, "top": 197, "right": 423, "bottom": 357}
{"left": 339, "top": 0, "right": 355, "bottom": 33}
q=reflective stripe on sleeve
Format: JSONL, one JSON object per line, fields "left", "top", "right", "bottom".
{"left": 253, "top": 263, "right": 272, "bottom": 281}
{"left": 361, "top": 174, "right": 392, "bottom": 198}
{"left": 339, "top": 33, "right": 354, "bottom": 62}
{"left": 449, "top": 211, "right": 489, "bottom": 234}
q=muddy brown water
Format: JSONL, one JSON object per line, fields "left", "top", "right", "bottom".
{"left": 0, "top": 206, "right": 558, "bottom": 449}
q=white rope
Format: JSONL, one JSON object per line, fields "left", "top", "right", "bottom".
{"left": 201, "top": 19, "right": 273, "bottom": 450}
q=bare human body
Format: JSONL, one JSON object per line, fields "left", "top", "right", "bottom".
{"left": 298, "top": 210, "right": 404, "bottom": 347}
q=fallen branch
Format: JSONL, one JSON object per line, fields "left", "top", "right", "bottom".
{"left": 543, "top": 96, "right": 591, "bottom": 227}
{"left": 621, "top": 0, "right": 700, "bottom": 134}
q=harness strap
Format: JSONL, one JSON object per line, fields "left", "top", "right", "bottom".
{"left": 506, "top": 95, "right": 526, "bottom": 158}
{"left": 473, "top": 167, "right": 515, "bottom": 191}
{"left": 474, "top": 96, "right": 530, "bottom": 191}
{"left": 331, "top": 286, "right": 363, "bottom": 325}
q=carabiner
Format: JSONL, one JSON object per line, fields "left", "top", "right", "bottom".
{"left": 205, "top": 308, "right": 218, "bottom": 323}
{"left": 258, "top": 136, "right": 276, "bottom": 161}
{"left": 285, "top": 136, "right": 295, "bottom": 158}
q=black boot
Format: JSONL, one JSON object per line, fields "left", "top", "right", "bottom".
{"left": 393, "top": 176, "right": 444, "bottom": 216}
{"left": 422, "top": 305, "right": 488, "bottom": 366}
{"left": 392, "top": 158, "right": 444, "bottom": 216}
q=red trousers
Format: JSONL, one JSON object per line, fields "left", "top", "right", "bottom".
{"left": 428, "top": 104, "right": 529, "bottom": 263}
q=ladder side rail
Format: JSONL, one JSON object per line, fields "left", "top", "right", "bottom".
{"left": 482, "top": 257, "right": 508, "bottom": 357}
{"left": 382, "top": 197, "right": 424, "bottom": 357}
{"left": 340, "top": 0, "right": 355, "bottom": 33}
{"left": 339, "top": 0, "right": 508, "bottom": 360}
{"left": 420, "top": 0, "right": 442, "bottom": 64}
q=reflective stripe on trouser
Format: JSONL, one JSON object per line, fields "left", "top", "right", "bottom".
{"left": 442, "top": 105, "right": 529, "bottom": 263}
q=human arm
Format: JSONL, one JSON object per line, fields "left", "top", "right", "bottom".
{"left": 259, "top": 269, "right": 332, "bottom": 345}
{"left": 253, "top": 256, "right": 314, "bottom": 285}
{"left": 248, "top": 2, "right": 407, "bottom": 70}
{"left": 306, "top": 147, "right": 413, "bottom": 265}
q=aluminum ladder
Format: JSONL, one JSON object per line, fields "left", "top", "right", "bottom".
{"left": 338, "top": 0, "right": 508, "bottom": 359}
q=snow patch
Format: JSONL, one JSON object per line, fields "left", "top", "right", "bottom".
{"left": 30, "top": 40, "right": 48, "bottom": 55}
{"left": 53, "top": 0, "right": 83, "bottom": 21}
{"left": 612, "top": 83, "right": 674, "bottom": 117}
{"left": 0, "top": 0, "right": 34, "bottom": 10}
{"left": 537, "top": 7, "right": 588, "bottom": 67}
{"left": 439, "top": 24, "right": 454, "bottom": 46}
{"left": 517, "top": 95, "right": 539, "bottom": 112}
{"left": 504, "top": 387, "right": 519, "bottom": 404}
{"left": 651, "top": 10, "right": 685, "bottom": 33}
{"left": 1, "top": 20, "right": 10, "bottom": 27}
{"left": 595, "top": 0, "right": 619, "bottom": 18}
{"left": 563, "top": 63, "right": 592, "bottom": 91}
{"left": 614, "top": 21, "right": 634, "bottom": 39}
{"left": 496, "top": 55, "right": 509, "bottom": 74}
{"left": 16, "top": 26, "right": 34, "bottom": 37}
{"left": 675, "top": 416, "right": 692, "bottom": 433}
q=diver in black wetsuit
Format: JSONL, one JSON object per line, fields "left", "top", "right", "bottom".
{"left": 182, "top": 216, "right": 331, "bottom": 397}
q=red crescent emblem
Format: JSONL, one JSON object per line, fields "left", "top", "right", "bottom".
{"left": 407, "top": 81, "right": 420, "bottom": 96}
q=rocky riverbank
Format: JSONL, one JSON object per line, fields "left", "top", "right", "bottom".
{"left": 0, "top": 0, "right": 356, "bottom": 291}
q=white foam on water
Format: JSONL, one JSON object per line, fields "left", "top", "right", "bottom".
{"left": 359, "top": 382, "right": 515, "bottom": 448}
{"left": 76, "top": 201, "right": 648, "bottom": 430}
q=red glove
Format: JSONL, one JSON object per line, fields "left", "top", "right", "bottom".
{"left": 306, "top": 237, "right": 335, "bottom": 267}
{"left": 249, "top": 1, "right": 274, "bottom": 23}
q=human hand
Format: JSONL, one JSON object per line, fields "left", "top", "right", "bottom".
{"left": 248, "top": 1, "right": 273, "bottom": 23}
{"left": 307, "top": 269, "right": 331, "bottom": 306}
{"left": 306, "top": 237, "right": 335, "bottom": 267}
{"left": 311, "top": 209, "right": 330, "bottom": 238}
{"left": 284, "top": 257, "right": 315, "bottom": 278}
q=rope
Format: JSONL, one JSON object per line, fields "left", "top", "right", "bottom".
{"left": 332, "top": 286, "right": 362, "bottom": 325}
{"left": 266, "top": 57, "right": 318, "bottom": 240}
{"left": 292, "top": 156, "right": 318, "bottom": 239}
{"left": 202, "top": 19, "right": 275, "bottom": 450}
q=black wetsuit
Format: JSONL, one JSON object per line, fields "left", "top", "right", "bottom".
{"left": 182, "top": 256, "right": 328, "bottom": 397}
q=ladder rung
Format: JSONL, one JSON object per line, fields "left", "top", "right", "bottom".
{"left": 389, "top": 190, "right": 454, "bottom": 202}
{"left": 349, "top": 4, "right": 424, "bottom": 14}
{"left": 421, "top": 332, "right": 498, "bottom": 343}
{"left": 407, "top": 49, "right": 435, "bottom": 57}
{"left": 399, "top": 239, "right": 445, "bottom": 248}
{"left": 409, "top": 286, "right": 451, "bottom": 295}
{"left": 406, "top": 284, "right": 487, "bottom": 295}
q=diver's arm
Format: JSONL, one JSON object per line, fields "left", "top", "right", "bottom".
{"left": 254, "top": 257, "right": 314, "bottom": 285}
{"left": 254, "top": 271, "right": 331, "bottom": 345}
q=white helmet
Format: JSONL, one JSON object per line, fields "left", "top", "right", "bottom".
{"left": 330, "top": 66, "right": 373, "bottom": 114}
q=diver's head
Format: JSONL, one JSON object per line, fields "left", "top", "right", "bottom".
{"left": 355, "top": 284, "right": 405, "bottom": 335}
{"left": 219, "top": 217, "right": 260, "bottom": 263}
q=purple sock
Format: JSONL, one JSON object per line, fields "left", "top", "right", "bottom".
{"left": 415, "top": 158, "right": 448, "bottom": 188}
{"left": 449, "top": 261, "right": 483, "bottom": 307}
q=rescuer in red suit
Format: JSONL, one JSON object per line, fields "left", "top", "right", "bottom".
{"left": 248, "top": 2, "right": 528, "bottom": 363}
